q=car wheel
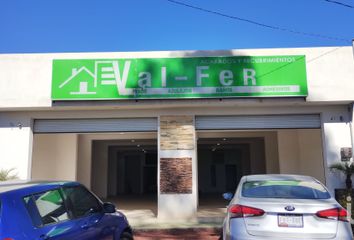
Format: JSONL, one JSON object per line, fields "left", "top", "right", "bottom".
{"left": 120, "top": 231, "right": 133, "bottom": 240}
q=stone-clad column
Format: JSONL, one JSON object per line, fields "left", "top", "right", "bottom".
{"left": 158, "top": 115, "right": 197, "bottom": 220}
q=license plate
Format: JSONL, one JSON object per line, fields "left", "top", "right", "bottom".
{"left": 278, "top": 214, "right": 303, "bottom": 228}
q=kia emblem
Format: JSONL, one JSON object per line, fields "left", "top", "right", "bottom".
{"left": 285, "top": 205, "right": 295, "bottom": 211}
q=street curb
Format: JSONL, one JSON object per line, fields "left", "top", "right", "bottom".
{"left": 133, "top": 227, "right": 222, "bottom": 233}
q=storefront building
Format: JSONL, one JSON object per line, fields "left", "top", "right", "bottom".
{"left": 1, "top": 46, "right": 354, "bottom": 219}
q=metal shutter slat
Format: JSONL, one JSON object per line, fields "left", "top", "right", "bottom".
{"left": 195, "top": 115, "right": 321, "bottom": 130}
{"left": 34, "top": 118, "right": 157, "bottom": 133}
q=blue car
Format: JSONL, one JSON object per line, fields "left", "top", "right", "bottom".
{"left": 0, "top": 181, "right": 133, "bottom": 240}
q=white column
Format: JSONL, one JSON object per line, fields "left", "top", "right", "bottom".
{"left": 157, "top": 115, "right": 198, "bottom": 220}
{"left": 0, "top": 114, "right": 33, "bottom": 180}
{"left": 321, "top": 110, "right": 352, "bottom": 193}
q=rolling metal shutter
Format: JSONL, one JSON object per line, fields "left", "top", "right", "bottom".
{"left": 33, "top": 118, "right": 158, "bottom": 133}
{"left": 195, "top": 114, "right": 321, "bottom": 130}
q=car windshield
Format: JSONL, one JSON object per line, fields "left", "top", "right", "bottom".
{"left": 242, "top": 180, "right": 331, "bottom": 199}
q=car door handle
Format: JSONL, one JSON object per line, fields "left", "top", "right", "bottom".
{"left": 81, "top": 222, "right": 91, "bottom": 229}
{"left": 81, "top": 217, "right": 101, "bottom": 229}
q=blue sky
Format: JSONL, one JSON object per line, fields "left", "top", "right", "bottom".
{"left": 0, "top": 0, "right": 353, "bottom": 53}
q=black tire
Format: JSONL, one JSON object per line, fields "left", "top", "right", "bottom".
{"left": 120, "top": 231, "right": 133, "bottom": 240}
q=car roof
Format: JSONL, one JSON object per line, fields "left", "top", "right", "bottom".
{"left": 244, "top": 174, "right": 316, "bottom": 182}
{"left": 0, "top": 180, "right": 78, "bottom": 194}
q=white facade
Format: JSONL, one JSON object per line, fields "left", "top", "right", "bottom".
{"left": 0, "top": 46, "right": 354, "bottom": 219}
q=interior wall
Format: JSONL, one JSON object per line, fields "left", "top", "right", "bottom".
{"left": 249, "top": 139, "right": 266, "bottom": 174}
{"left": 264, "top": 133, "right": 280, "bottom": 174}
{"left": 197, "top": 129, "right": 324, "bottom": 184}
{"left": 116, "top": 152, "right": 125, "bottom": 194}
{"left": 198, "top": 139, "right": 265, "bottom": 194}
{"left": 77, "top": 134, "right": 92, "bottom": 188}
{"left": 298, "top": 129, "right": 325, "bottom": 183}
{"left": 198, "top": 146, "right": 249, "bottom": 194}
{"left": 278, "top": 130, "right": 300, "bottom": 174}
{"left": 91, "top": 141, "right": 109, "bottom": 198}
{"left": 197, "top": 131, "right": 279, "bottom": 174}
{"left": 277, "top": 129, "right": 325, "bottom": 183}
{"left": 107, "top": 149, "right": 145, "bottom": 196}
{"left": 32, "top": 134, "right": 77, "bottom": 181}
{"left": 107, "top": 149, "right": 118, "bottom": 196}
{"left": 77, "top": 132, "right": 157, "bottom": 191}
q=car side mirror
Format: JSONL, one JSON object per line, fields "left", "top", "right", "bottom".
{"left": 103, "top": 202, "right": 116, "bottom": 213}
{"left": 223, "top": 192, "right": 234, "bottom": 201}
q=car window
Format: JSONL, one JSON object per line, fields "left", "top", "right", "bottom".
{"left": 62, "top": 186, "right": 102, "bottom": 219}
{"left": 24, "top": 189, "right": 69, "bottom": 227}
{"left": 242, "top": 180, "right": 331, "bottom": 199}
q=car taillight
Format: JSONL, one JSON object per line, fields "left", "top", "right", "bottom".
{"left": 229, "top": 204, "right": 265, "bottom": 218}
{"left": 316, "top": 207, "right": 348, "bottom": 222}
{"left": 3, "top": 238, "right": 15, "bottom": 240}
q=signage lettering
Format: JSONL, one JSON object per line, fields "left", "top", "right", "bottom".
{"left": 52, "top": 55, "right": 307, "bottom": 100}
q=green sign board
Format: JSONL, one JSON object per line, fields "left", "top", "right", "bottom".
{"left": 52, "top": 55, "right": 307, "bottom": 100}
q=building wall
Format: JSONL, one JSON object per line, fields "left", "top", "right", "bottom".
{"left": 32, "top": 134, "right": 77, "bottom": 181}
{"left": 1, "top": 45, "right": 352, "bottom": 221}
{"left": 1, "top": 104, "right": 352, "bottom": 197}
{"left": 1, "top": 47, "right": 353, "bottom": 110}
{"left": 321, "top": 110, "right": 353, "bottom": 192}
{"left": 29, "top": 127, "right": 327, "bottom": 194}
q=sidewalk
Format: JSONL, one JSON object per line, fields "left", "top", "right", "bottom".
{"left": 111, "top": 195, "right": 226, "bottom": 239}
{"left": 118, "top": 207, "right": 225, "bottom": 239}
{"left": 121, "top": 207, "right": 226, "bottom": 230}
{"left": 133, "top": 228, "right": 222, "bottom": 240}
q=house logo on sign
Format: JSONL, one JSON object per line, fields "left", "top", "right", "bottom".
{"left": 59, "top": 60, "right": 132, "bottom": 96}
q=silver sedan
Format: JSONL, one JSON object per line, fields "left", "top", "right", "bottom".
{"left": 222, "top": 174, "right": 353, "bottom": 240}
